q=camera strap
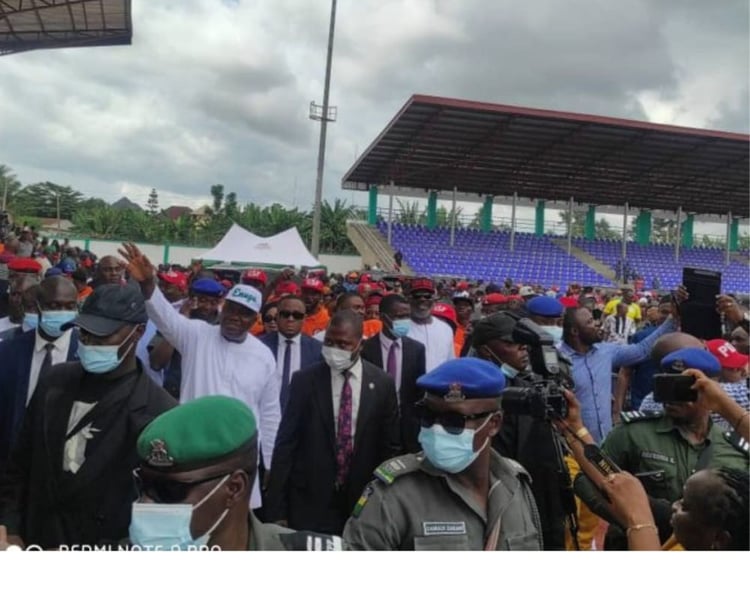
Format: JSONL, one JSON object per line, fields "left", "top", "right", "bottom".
{"left": 694, "top": 439, "right": 714, "bottom": 472}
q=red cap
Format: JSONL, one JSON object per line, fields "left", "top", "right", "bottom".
{"left": 357, "top": 282, "right": 373, "bottom": 296}
{"left": 560, "top": 296, "right": 579, "bottom": 308}
{"left": 360, "top": 273, "right": 373, "bottom": 283}
{"left": 242, "top": 269, "right": 267, "bottom": 286}
{"left": 7, "top": 258, "right": 41, "bottom": 273}
{"left": 365, "top": 295, "right": 382, "bottom": 307}
{"left": 432, "top": 302, "right": 457, "bottom": 330}
{"left": 275, "top": 281, "right": 301, "bottom": 296}
{"left": 483, "top": 293, "right": 507, "bottom": 306}
{"left": 409, "top": 277, "right": 435, "bottom": 294}
{"left": 456, "top": 281, "right": 469, "bottom": 291}
{"left": 220, "top": 279, "right": 233, "bottom": 290}
{"left": 157, "top": 271, "right": 188, "bottom": 292}
{"left": 705, "top": 339, "right": 749, "bottom": 369}
{"left": 301, "top": 278, "right": 324, "bottom": 293}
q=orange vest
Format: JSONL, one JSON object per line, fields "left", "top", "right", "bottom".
{"left": 454, "top": 325, "right": 466, "bottom": 357}
{"left": 250, "top": 315, "right": 265, "bottom": 337}
{"left": 302, "top": 307, "right": 330, "bottom": 337}
{"left": 363, "top": 319, "right": 383, "bottom": 339}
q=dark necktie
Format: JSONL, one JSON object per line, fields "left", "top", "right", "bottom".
{"left": 280, "top": 338, "right": 293, "bottom": 413}
{"left": 386, "top": 340, "right": 399, "bottom": 381}
{"left": 39, "top": 342, "right": 55, "bottom": 381}
{"left": 335, "top": 371, "right": 353, "bottom": 488}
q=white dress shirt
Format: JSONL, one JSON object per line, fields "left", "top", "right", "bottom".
{"left": 330, "top": 358, "right": 363, "bottom": 443}
{"left": 275, "top": 333, "right": 302, "bottom": 384}
{"left": 63, "top": 402, "right": 98, "bottom": 474}
{"left": 407, "top": 317, "right": 454, "bottom": 373}
{"left": 379, "top": 333, "right": 403, "bottom": 393}
{"left": 145, "top": 287, "right": 280, "bottom": 508}
{"left": 27, "top": 329, "right": 72, "bottom": 404}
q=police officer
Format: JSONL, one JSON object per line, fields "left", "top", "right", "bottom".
{"left": 343, "top": 358, "right": 542, "bottom": 550}
{"left": 601, "top": 348, "right": 749, "bottom": 503}
{"left": 129, "top": 395, "right": 342, "bottom": 551}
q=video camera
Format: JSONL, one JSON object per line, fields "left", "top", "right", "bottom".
{"left": 501, "top": 318, "right": 573, "bottom": 420}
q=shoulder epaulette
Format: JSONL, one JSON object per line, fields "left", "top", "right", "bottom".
{"left": 373, "top": 454, "right": 422, "bottom": 485}
{"left": 279, "top": 531, "right": 344, "bottom": 551}
{"left": 620, "top": 410, "right": 663, "bottom": 424}
{"left": 723, "top": 431, "right": 750, "bottom": 456}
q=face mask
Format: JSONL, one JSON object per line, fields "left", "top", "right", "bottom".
{"left": 390, "top": 318, "right": 411, "bottom": 338}
{"left": 541, "top": 325, "right": 563, "bottom": 345}
{"left": 322, "top": 345, "right": 358, "bottom": 372}
{"left": 129, "top": 474, "right": 230, "bottom": 551}
{"left": 39, "top": 309, "right": 77, "bottom": 338}
{"left": 418, "top": 415, "right": 492, "bottom": 473}
{"left": 78, "top": 327, "right": 138, "bottom": 374}
{"left": 501, "top": 363, "right": 520, "bottom": 379}
{"left": 22, "top": 313, "right": 39, "bottom": 333}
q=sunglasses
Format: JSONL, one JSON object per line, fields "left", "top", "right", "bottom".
{"left": 262, "top": 313, "right": 277, "bottom": 323}
{"left": 132, "top": 468, "right": 229, "bottom": 504}
{"left": 279, "top": 310, "right": 306, "bottom": 321}
{"left": 414, "top": 402, "right": 495, "bottom": 435}
{"left": 411, "top": 293, "right": 433, "bottom": 301}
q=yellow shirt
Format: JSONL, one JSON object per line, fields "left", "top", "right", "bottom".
{"left": 661, "top": 535, "right": 684, "bottom": 551}
{"left": 604, "top": 299, "right": 642, "bottom": 321}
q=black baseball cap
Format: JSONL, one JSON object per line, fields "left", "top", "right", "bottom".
{"left": 472, "top": 312, "right": 517, "bottom": 347}
{"left": 64, "top": 283, "right": 147, "bottom": 337}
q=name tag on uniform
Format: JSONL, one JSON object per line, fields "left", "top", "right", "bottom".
{"left": 640, "top": 450, "right": 675, "bottom": 464}
{"left": 422, "top": 522, "right": 467, "bottom": 536}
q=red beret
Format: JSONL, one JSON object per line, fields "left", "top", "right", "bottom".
{"left": 158, "top": 271, "right": 188, "bottom": 292}
{"left": 365, "top": 295, "right": 382, "bottom": 307}
{"left": 8, "top": 258, "right": 41, "bottom": 273}
{"left": 483, "top": 293, "right": 507, "bottom": 305}
{"left": 275, "top": 281, "right": 301, "bottom": 296}
{"left": 301, "top": 278, "right": 324, "bottom": 292}
{"left": 560, "top": 296, "right": 579, "bottom": 308}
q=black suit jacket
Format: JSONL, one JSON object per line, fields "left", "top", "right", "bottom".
{"left": 0, "top": 329, "right": 80, "bottom": 469}
{"left": 0, "top": 361, "right": 176, "bottom": 549}
{"left": 360, "top": 334, "right": 426, "bottom": 453}
{"left": 259, "top": 332, "right": 323, "bottom": 413}
{"left": 266, "top": 359, "right": 400, "bottom": 534}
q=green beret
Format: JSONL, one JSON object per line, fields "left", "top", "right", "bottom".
{"left": 137, "top": 396, "right": 257, "bottom": 472}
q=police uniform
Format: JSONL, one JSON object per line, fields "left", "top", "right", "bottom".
{"left": 342, "top": 358, "right": 543, "bottom": 551}
{"left": 602, "top": 410, "right": 749, "bottom": 501}
{"left": 134, "top": 395, "right": 343, "bottom": 551}
{"left": 601, "top": 348, "right": 749, "bottom": 502}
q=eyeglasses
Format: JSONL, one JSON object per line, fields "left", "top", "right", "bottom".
{"left": 414, "top": 402, "right": 495, "bottom": 435}
{"left": 279, "top": 310, "right": 305, "bottom": 321}
{"left": 262, "top": 313, "right": 277, "bottom": 323}
{"left": 411, "top": 293, "right": 433, "bottom": 301}
{"left": 132, "top": 468, "right": 230, "bottom": 504}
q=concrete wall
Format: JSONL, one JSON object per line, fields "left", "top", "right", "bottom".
{"left": 64, "top": 238, "right": 361, "bottom": 273}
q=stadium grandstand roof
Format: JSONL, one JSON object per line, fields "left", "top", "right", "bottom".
{"left": 342, "top": 94, "right": 750, "bottom": 218}
{"left": 0, "top": 0, "right": 131, "bottom": 55}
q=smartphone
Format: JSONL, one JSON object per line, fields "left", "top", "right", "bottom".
{"left": 681, "top": 267, "right": 722, "bottom": 340}
{"left": 653, "top": 373, "right": 698, "bottom": 403}
{"left": 583, "top": 444, "right": 621, "bottom": 477}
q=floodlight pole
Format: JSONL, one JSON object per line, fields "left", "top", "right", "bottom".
{"left": 310, "top": 0, "right": 338, "bottom": 258}
{"left": 510, "top": 191, "right": 517, "bottom": 251}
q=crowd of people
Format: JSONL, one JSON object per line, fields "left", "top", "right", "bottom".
{"left": 0, "top": 226, "right": 747, "bottom": 552}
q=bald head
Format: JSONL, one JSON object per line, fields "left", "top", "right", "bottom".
{"left": 38, "top": 276, "right": 77, "bottom": 308}
{"left": 651, "top": 333, "right": 703, "bottom": 365}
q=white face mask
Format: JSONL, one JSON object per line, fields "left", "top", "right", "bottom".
{"left": 540, "top": 325, "right": 563, "bottom": 344}
{"left": 129, "top": 474, "right": 229, "bottom": 551}
{"left": 322, "top": 345, "right": 358, "bottom": 372}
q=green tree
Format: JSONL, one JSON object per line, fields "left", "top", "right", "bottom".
{"left": 0, "top": 164, "right": 22, "bottom": 211}
{"left": 147, "top": 188, "right": 159, "bottom": 216}
{"left": 12, "top": 182, "right": 83, "bottom": 220}
{"left": 557, "top": 210, "right": 621, "bottom": 240}
{"left": 210, "top": 184, "right": 224, "bottom": 214}
{"left": 394, "top": 199, "right": 425, "bottom": 225}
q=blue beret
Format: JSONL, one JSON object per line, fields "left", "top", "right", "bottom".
{"left": 418, "top": 358, "right": 506, "bottom": 400}
{"left": 45, "top": 267, "right": 63, "bottom": 278}
{"left": 526, "top": 296, "right": 564, "bottom": 318}
{"left": 661, "top": 348, "right": 721, "bottom": 377}
{"left": 190, "top": 277, "right": 225, "bottom": 297}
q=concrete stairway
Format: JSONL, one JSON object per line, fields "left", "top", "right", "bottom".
{"left": 346, "top": 221, "right": 414, "bottom": 275}
{"left": 550, "top": 238, "right": 616, "bottom": 284}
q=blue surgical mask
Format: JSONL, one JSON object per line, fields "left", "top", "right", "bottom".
{"left": 129, "top": 475, "right": 229, "bottom": 551}
{"left": 22, "top": 313, "right": 39, "bottom": 333}
{"left": 391, "top": 318, "right": 411, "bottom": 338}
{"left": 39, "top": 310, "right": 77, "bottom": 338}
{"left": 541, "top": 325, "right": 563, "bottom": 345}
{"left": 78, "top": 327, "right": 138, "bottom": 374}
{"left": 418, "top": 415, "right": 492, "bottom": 473}
{"left": 501, "top": 363, "right": 520, "bottom": 379}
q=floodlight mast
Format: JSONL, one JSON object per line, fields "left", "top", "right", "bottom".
{"left": 310, "top": 0, "right": 338, "bottom": 258}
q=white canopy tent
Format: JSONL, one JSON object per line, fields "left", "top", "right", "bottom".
{"left": 197, "top": 224, "right": 320, "bottom": 267}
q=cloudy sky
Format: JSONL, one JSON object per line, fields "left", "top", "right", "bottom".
{"left": 1, "top": 0, "right": 748, "bottom": 234}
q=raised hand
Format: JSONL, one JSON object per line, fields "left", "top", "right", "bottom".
{"left": 118, "top": 242, "right": 156, "bottom": 283}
